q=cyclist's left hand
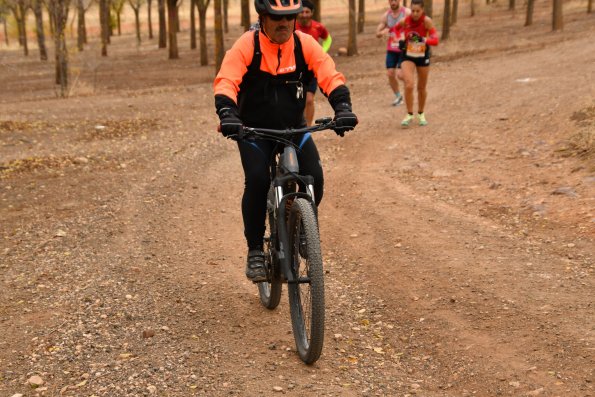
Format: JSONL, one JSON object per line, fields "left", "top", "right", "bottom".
{"left": 333, "top": 104, "right": 358, "bottom": 136}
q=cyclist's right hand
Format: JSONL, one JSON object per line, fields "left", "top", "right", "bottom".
{"left": 217, "top": 107, "right": 243, "bottom": 137}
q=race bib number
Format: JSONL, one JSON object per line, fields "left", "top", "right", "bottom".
{"left": 388, "top": 32, "right": 399, "bottom": 51}
{"left": 407, "top": 41, "right": 426, "bottom": 58}
{"left": 389, "top": 35, "right": 400, "bottom": 50}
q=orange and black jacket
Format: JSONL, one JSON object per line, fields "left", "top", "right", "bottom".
{"left": 214, "top": 29, "right": 352, "bottom": 129}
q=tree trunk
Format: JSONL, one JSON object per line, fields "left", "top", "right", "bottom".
{"left": 452, "top": 0, "right": 458, "bottom": 25}
{"left": 214, "top": 0, "right": 224, "bottom": 72}
{"left": 442, "top": 0, "right": 451, "bottom": 40}
{"left": 588, "top": 0, "right": 592, "bottom": 13}
{"left": 50, "top": 0, "right": 70, "bottom": 96}
{"left": 134, "top": 7, "right": 140, "bottom": 43}
{"left": 174, "top": 2, "right": 180, "bottom": 32}
{"left": 347, "top": 0, "right": 357, "bottom": 55}
{"left": 47, "top": 3, "right": 55, "bottom": 35}
{"left": 147, "top": 0, "right": 153, "bottom": 38}
{"left": 199, "top": 6, "right": 208, "bottom": 65}
{"left": 552, "top": 0, "right": 563, "bottom": 31}
{"left": 100, "top": 0, "right": 108, "bottom": 55}
{"left": 470, "top": 0, "right": 475, "bottom": 16}
{"left": 357, "top": 0, "right": 364, "bottom": 33}
{"left": 108, "top": 0, "right": 113, "bottom": 39}
{"left": 509, "top": 0, "right": 515, "bottom": 10}
{"left": 190, "top": 0, "right": 196, "bottom": 48}
{"left": 117, "top": 10, "right": 121, "bottom": 35}
{"left": 525, "top": 0, "right": 534, "bottom": 25}
{"left": 15, "top": 3, "right": 29, "bottom": 55}
{"left": 225, "top": 0, "right": 232, "bottom": 32}
{"left": 77, "top": 0, "right": 85, "bottom": 50}
{"left": 426, "top": 0, "right": 433, "bottom": 18}
{"left": 3, "top": 18, "right": 8, "bottom": 46}
{"left": 167, "top": 0, "right": 178, "bottom": 58}
{"left": 240, "top": 0, "right": 249, "bottom": 31}
{"left": 158, "top": 0, "right": 166, "bottom": 47}
{"left": 312, "top": 0, "right": 320, "bottom": 21}
{"left": 33, "top": 0, "right": 48, "bottom": 60}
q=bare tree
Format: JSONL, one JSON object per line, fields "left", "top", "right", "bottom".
{"left": 99, "top": 0, "right": 108, "bottom": 55}
{"left": 525, "top": 0, "right": 534, "bottom": 25}
{"left": 0, "top": 0, "right": 8, "bottom": 46}
{"left": 0, "top": 3, "right": 8, "bottom": 46}
{"left": 552, "top": 0, "right": 563, "bottom": 31}
{"left": 33, "top": 0, "right": 48, "bottom": 59}
{"left": 111, "top": 0, "right": 125, "bottom": 35}
{"left": 129, "top": 0, "right": 144, "bottom": 44}
{"left": 8, "top": 0, "right": 29, "bottom": 55}
{"left": 77, "top": 0, "right": 84, "bottom": 48}
{"left": 426, "top": 0, "right": 433, "bottom": 17}
{"left": 48, "top": 0, "right": 71, "bottom": 96}
{"left": 158, "top": 0, "right": 166, "bottom": 47}
{"left": 442, "top": 0, "right": 451, "bottom": 40}
{"left": 347, "top": 0, "right": 357, "bottom": 55}
{"left": 167, "top": 0, "right": 178, "bottom": 58}
{"left": 147, "top": 0, "right": 153, "bottom": 38}
{"left": 357, "top": 0, "right": 364, "bottom": 33}
{"left": 76, "top": 0, "right": 92, "bottom": 51}
{"left": 190, "top": 0, "right": 196, "bottom": 48}
{"left": 197, "top": 0, "right": 210, "bottom": 65}
{"left": 312, "top": 0, "right": 319, "bottom": 21}
{"left": 240, "top": 0, "right": 249, "bottom": 31}
{"left": 222, "top": 0, "right": 227, "bottom": 32}
{"left": 214, "top": 0, "right": 223, "bottom": 71}
{"left": 174, "top": 0, "right": 180, "bottom": 31}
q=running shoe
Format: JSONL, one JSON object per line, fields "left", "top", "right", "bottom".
{"left": 418, "top": 112, "right": 428, "bottom": 126}
{"left": 392, "top": 92, "right": 403, "bottom": 106}
{"left": 401, "top": 114, "right": 414, "bottom": 127}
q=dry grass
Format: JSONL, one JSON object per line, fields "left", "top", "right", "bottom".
{"left": 557, "top": 105, "right": 595, "bottom": 169}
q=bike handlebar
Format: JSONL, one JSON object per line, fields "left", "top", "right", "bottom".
{"left": 228, "top": 117, "right": 336, "bottom": 142}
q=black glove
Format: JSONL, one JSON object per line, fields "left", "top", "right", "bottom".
{"left": 333, "top": 103, "right": 358, "bottom": 137}
{"left": 217, "top": 107, "right": 243, "bottom": 138}
{"left": 398, "top": 39, "right": 406, "bottom": 51}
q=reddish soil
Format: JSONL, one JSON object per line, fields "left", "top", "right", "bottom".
{"left": 1, "top": 1, "right": 593, "bottom": 396}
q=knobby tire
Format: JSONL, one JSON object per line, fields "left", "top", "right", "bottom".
{"left": 287, "top": 198, "right": 325, "bottom": 364}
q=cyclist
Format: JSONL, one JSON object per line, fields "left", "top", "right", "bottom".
{"left": 376, "top": 0, "right": 410, "bottom": 106}
{"left": 296, "top": 0, "right": 332, "bottom": 126}
{"left": 214, "top": 0, "right": 358, "bottom": 282}
{"left": 393, "top": 0, "right": 438, "bottom": 127}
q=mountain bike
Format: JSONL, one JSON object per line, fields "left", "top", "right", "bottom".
{"left": 229, "top": 117, "right": 338, "bottom": 364}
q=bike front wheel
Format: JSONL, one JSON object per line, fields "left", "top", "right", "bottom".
{"left": 287, "top": 198, "right": 325, "bottom": 364}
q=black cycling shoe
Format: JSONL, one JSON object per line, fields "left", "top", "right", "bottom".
{"left": 245, "top": 250, "right": 267, "bottom": 282}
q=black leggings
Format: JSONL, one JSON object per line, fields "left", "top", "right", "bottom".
{"left": 237, "top": 134, "right": 324, "bottom": 250}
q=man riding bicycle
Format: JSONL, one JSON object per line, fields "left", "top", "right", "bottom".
{"left": 213, "top": 0, "right": 358, "bottom": 282}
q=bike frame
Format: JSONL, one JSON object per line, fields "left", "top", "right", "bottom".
{"left": 231, "top": 117, "right": 336, "bottom": 284}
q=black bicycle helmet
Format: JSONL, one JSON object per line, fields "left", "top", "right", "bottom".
{"left": 254, "top": 0, "right": 303, "bottom": 15}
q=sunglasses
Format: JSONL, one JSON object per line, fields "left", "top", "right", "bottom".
{"left": 268, "top": 13, "right": 298, "bottom": 21}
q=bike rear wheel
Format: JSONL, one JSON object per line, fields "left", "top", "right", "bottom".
{"left": 258, "top": 186, "right": 282, "bottom": 309}
{"left": 287, "top": 198, "right": 325, "bottom": 364}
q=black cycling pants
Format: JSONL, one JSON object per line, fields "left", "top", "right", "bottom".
{"left": 237, "top": 134, "right": 324, "bottom": 250}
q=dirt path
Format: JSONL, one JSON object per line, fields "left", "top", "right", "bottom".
{"left": 1, "top": 3, "right": 594, "bottom": 396}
